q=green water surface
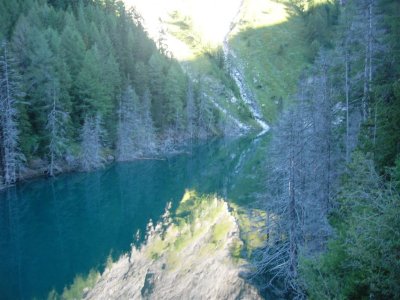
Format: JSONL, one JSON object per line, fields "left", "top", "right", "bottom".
{"left": 0, "top": 136, "right": 269, "bottom": 299}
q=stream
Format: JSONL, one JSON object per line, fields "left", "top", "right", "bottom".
{"left": 0, "top": 136, "right": 269, "bottom": 300}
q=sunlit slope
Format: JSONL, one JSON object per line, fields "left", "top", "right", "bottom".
{"left": 128, "top": 0, "right": 315, "bottom": 126}
{"left": 128, "top": 0, "right": 241, "bottom": 54}
{"left": 126, "top": 0, "right": 256, "bottom": 131}
{"left": 228, "top": 0, "right": 310, "bottom": 122}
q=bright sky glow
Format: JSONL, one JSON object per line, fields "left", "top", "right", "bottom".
{"left": 124, "top": 0, "right": 289, "bottom": 60}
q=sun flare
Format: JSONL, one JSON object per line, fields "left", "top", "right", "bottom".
{"left": 124, "top": 0, "right": 291, "bottom": 60}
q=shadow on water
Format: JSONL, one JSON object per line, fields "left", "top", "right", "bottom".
{"left": 0, "top": 135, "right": 270, "bottom": 300}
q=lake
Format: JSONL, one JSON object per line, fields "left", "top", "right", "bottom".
{"left": 0, "top": 136, "right": 269, "bottom": 299}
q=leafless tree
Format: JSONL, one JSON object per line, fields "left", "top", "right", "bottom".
{"left": 46, "top": 79, "right": 68, "bottom": 176}
{"left": 0, "top": 41, "right": 24, "bottom": 185}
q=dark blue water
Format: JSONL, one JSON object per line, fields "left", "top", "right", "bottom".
{"left": 0, "top": 137, "right": 269, "bottom": 300}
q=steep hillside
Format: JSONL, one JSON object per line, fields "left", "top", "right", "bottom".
{"left": 127, "top": 0, "right": 258, "bottom": 133}
{"left": 128, "top": 0, "right": 326, "bottom": 128}
{"left": 0, "top": 0, "right": 230, "bottom": 187}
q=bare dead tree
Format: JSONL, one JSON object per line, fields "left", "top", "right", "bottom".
{"left": 0, "top": 41, "right": 24, "bottom": 185}
{"left": 46, "top": 79, "right": 68, "bottom": 176}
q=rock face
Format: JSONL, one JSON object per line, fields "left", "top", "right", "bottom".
{"left": 85, "top": 195, "right": 262, "bottom": 300}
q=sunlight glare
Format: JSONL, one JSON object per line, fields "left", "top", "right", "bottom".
{"left": 124, "top": 0, "right": 290, "bottom": 60}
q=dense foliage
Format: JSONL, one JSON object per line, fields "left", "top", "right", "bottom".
{"left": 257, "top": 0, "right": 400, "bottom": 298}
{"left": 0, "top": 0, "right": 221, "bottom": 185}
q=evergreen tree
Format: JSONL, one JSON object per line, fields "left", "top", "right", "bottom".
{"left": 148, "top": 53, "right": 166, "bottom": 127}
{"left": 80, "top": 114, "right": 103, "bottom": 171}
{"left": 76, "top": 46, "right": 111, "bottom": 118}
{"left": 164, "top": 64, "right": 185, "bottom": 131}
{"left": 185, "top": 80, "right": 197, "bottom": 139}
{"left": 0, "top": 0, "right": 200, "bottom": 176}
{"left": 139, "top": 88, "right": 156, "bottom": 154}
{"left": 196, "top": 79, "right": 214, "bottom": 138}
{"left": 116, "top": 85, "right": 139, "bottom": 161}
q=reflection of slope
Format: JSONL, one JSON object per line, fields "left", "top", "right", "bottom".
{"left": 85, "top": 194, "right": 262, "bottom": 299}
{"left": 233, "top": 136, "right": 262, "bottom": 175}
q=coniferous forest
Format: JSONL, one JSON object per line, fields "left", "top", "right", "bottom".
{"left": 254, "top": 0, "right": 400, "bottom": 298}
{"left": 0, "top": 0, "right": 220, "bottom": 186}
{"left": 0, "top": 0, "right": 399, "bottom": 299}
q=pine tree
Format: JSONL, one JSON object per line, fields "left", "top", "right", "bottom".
{"left": 164, "top": 64, "right": 185, "bottom": 131}
{"left": 116, "top": 85, "right": 139, "bottom": 161}
{"left": 80, "top": 114, "right": 103, "bottom": 171}
{"left": 185, "top": 80, "right": 197, "bottom": 140}
{"left": 76, "top": 46, "right": 111, "bottom": 118}
{"left": 197, "top": 79, "right": 214, "bottom": 139}
{"left": 148, "top": 53, "right": 166, "bottom": 128}
{"left": 139, "top": 88, "right": 156, "bottom": 153}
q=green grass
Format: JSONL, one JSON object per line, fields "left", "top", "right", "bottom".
{"left": 161, "top": 0, "right": 317, "bottom": 126}
{"left": 47, "top": 269, "right": 100, "bottom": 300}
{"left": 231, "top": 204, "right": 268, "bottom": 258}
{"left": 211, "top": 219, "right": 233, "bottom": 246}
{"left": 229, "top": 0, "right": 311, "bottom": 122}
{"left": 143, "top": 191, "right": 233, "bottom": 267}
{"left": 165, "top": 11, "right": 256, "bottom": 127}
{"left": 164, "top": 0, "right": 315, "bottom": 127}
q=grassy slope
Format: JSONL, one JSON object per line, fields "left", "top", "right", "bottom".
{"left": 229, "top": 0, "right": 310, "bottom": 123}
{"left": 132, "top": 0, "right": 317, "bottom": 126}
{"left": 164, "top": 0, "right": 314, "bottom": 125}
{"left": 166, "top": 12, "right": 258, "bottom": 128}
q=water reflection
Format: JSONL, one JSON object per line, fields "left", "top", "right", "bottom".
{"left": 0, "top": 136, "right": 269, "bottom": 299}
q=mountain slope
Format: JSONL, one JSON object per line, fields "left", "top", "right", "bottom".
{"left": 128, "top": 0, "right": 318, "bottom": 129}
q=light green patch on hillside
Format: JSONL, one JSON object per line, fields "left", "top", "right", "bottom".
{"left": 143, "top": 191, "right": 240, "bottom": 269}
{"left": 165, "top": 11, "right": 256, "bottom": 127}
{"left": 47, "top": 269, "right": 100, "bottom": 300}
{"left": 229, "top": 0, "right": 311, "bottom": 122}
{"left": 231, "top": 205, "right": 268, "bottom": 258}
{"left": 164, "top": 0, "right": 316, "bottom": 124}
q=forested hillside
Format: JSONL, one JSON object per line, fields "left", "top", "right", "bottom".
{"left": 0, "top": 0, "right": 224, "bottom": 186}
{"left": 254, "top": 0, "right": 400, "bottom": 298}
{"left": 1, "top": 0, "right": 399, "bottom": 299}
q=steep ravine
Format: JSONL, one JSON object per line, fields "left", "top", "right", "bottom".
{"left": 223, "top": 0, "right": 270, "bottom": 134}
{"left": 128, "top": 0, "right": 269, "bottom": 135}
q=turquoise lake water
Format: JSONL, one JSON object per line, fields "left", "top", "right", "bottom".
{"left": 0, "top": 137, "right": 268, "bottom": 299}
